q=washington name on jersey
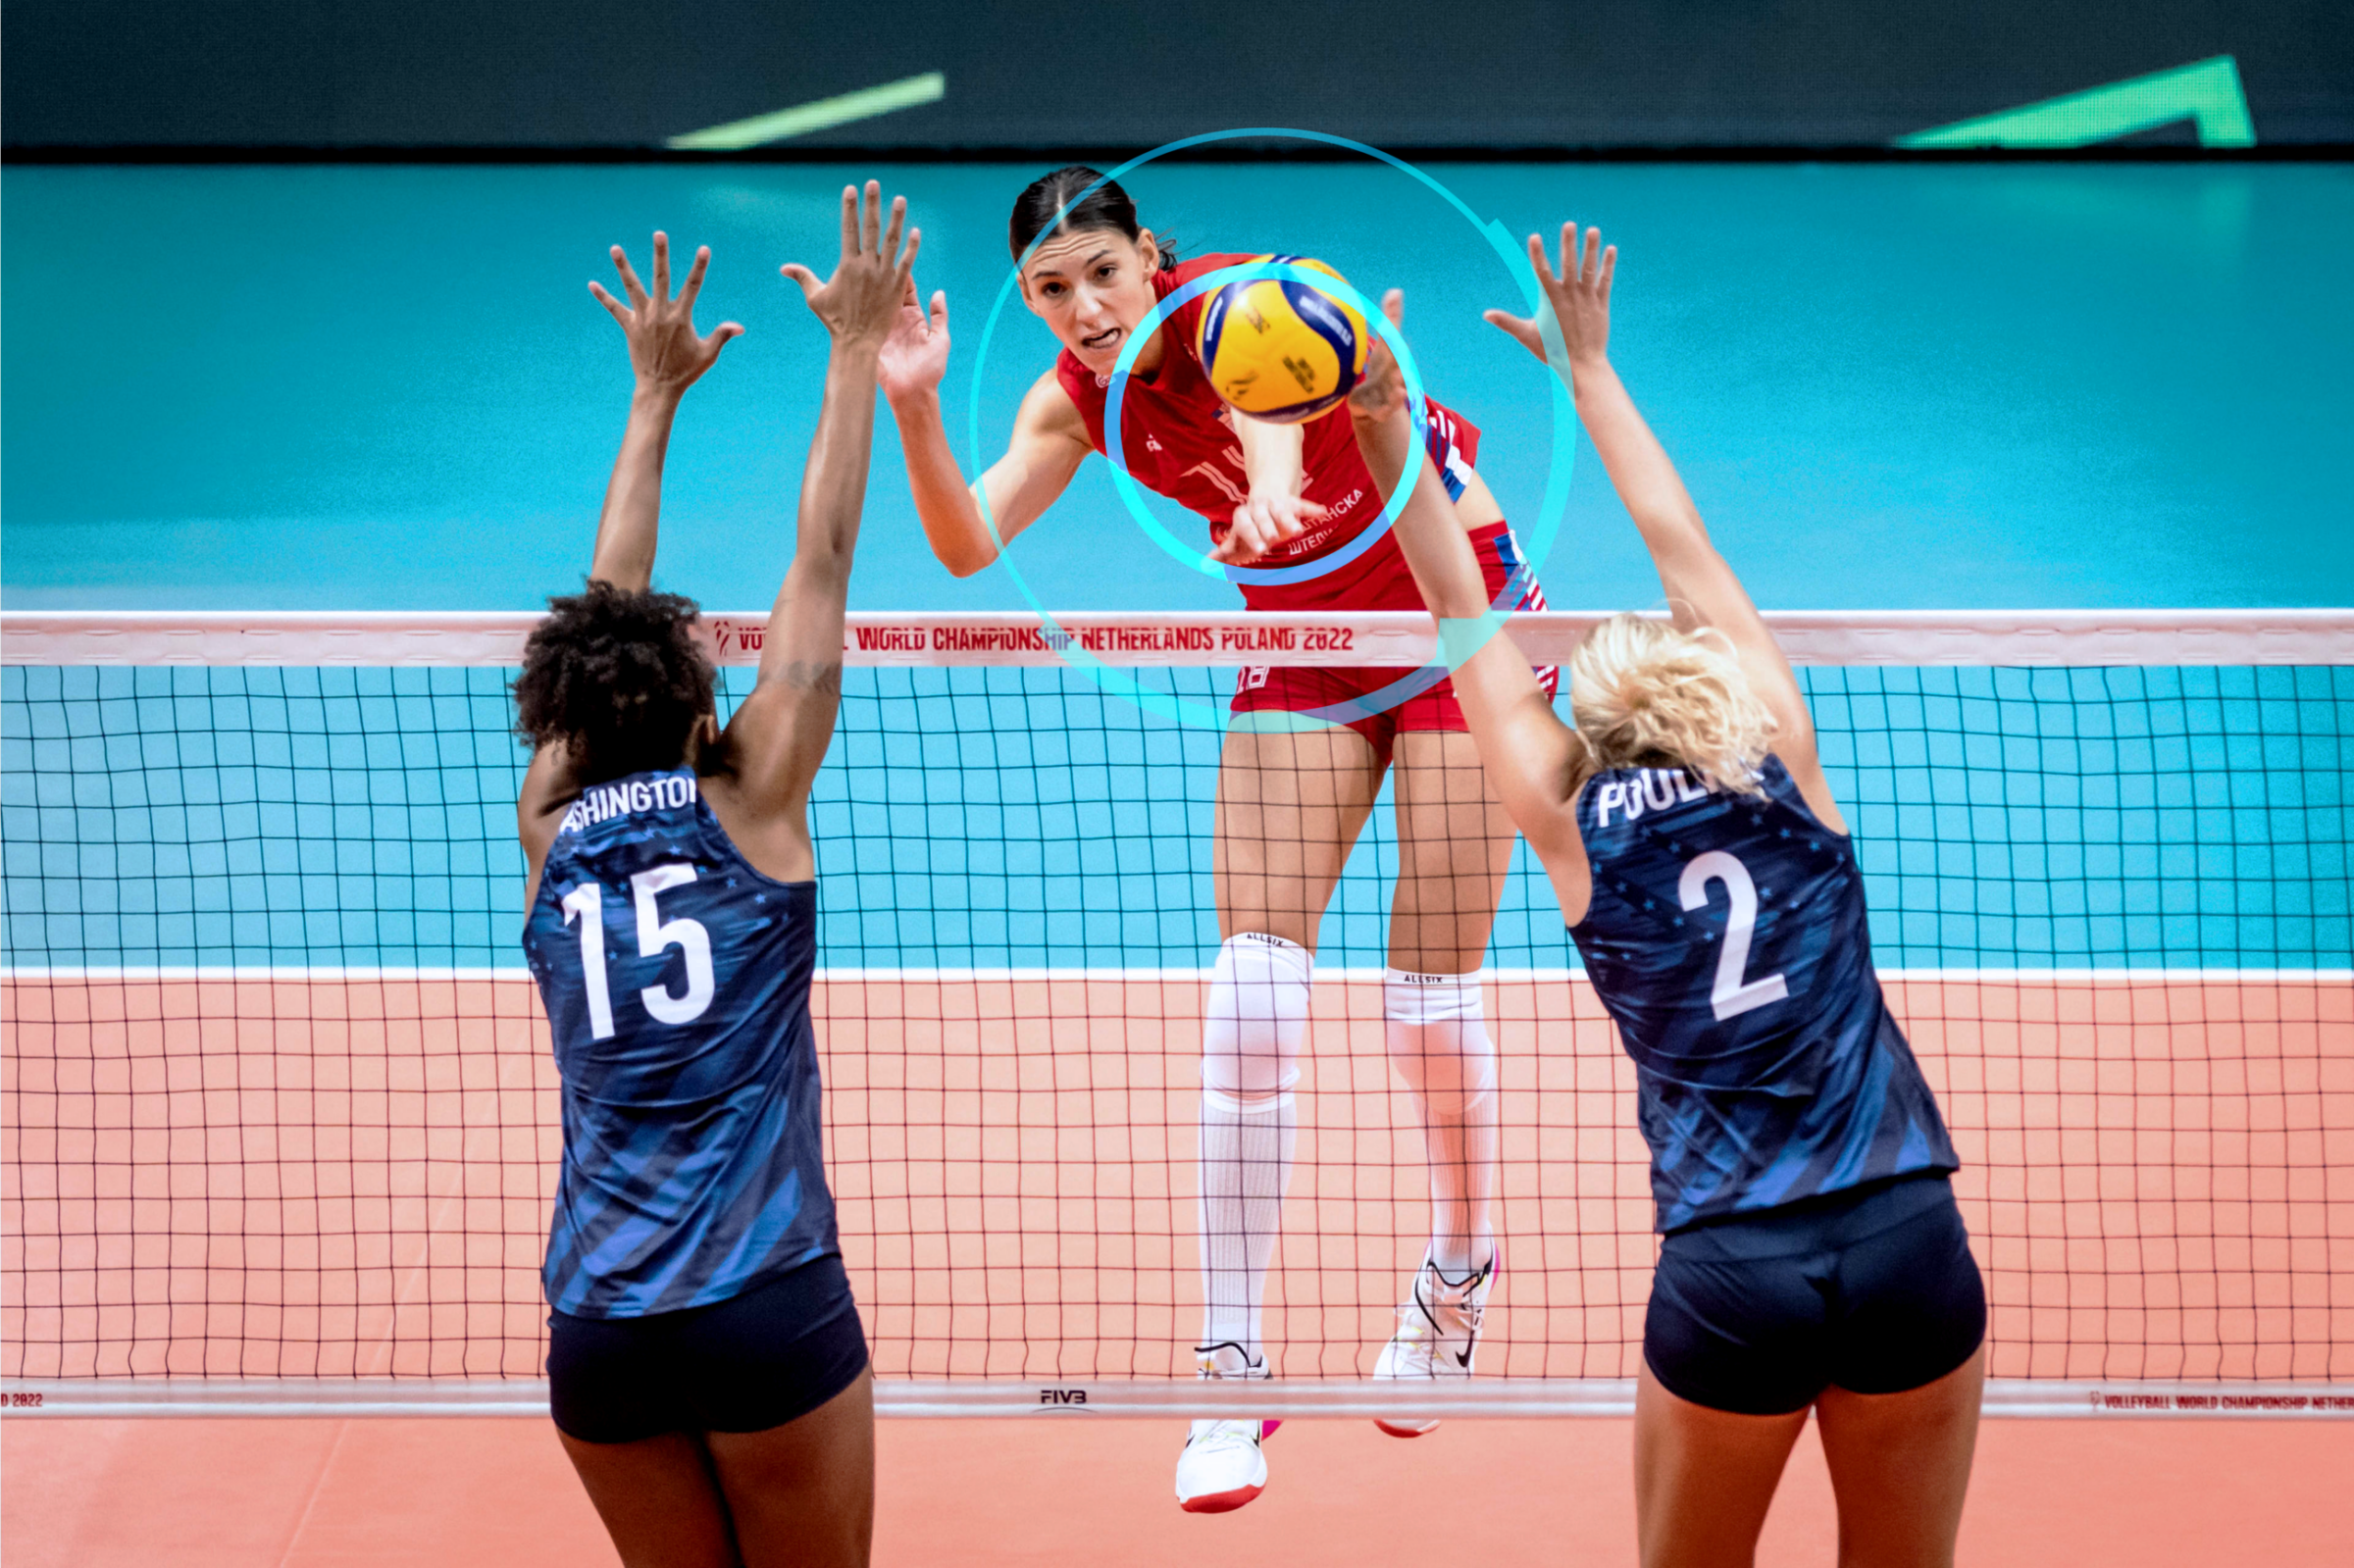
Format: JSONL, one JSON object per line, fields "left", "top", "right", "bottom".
{"left": 524, "top": 767, "right": 839, "bottom": 1317}
{"left": 1571, "top": 756, "right": 1959, "bottom": 1232}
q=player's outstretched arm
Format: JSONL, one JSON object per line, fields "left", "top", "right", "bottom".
{"left": 583, "top": 233, "right": 744, "bottom": 590}
{"left": 1486, "top": 225, "right": 1836, "bottom": 823}
{"left": 723, "top": 182, "right": 917, "bottom": 826}
{"left": 879, "top": 277, "right": 1090, "bottom": 578}
{"left": 1214, "top": 415, "right": 1326, "bottom": 566}
{"left": 518, "top": 234, "right": 742, "bottom": 865}
{"left": 1347, "top": 315, "right": 1590, "bottom": 893}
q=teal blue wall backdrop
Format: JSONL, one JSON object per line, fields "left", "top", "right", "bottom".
{"left": 5, "top": 162, "right": 2351, "bottom": 613}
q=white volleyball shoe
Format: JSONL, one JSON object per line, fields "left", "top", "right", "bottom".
{"left": 1371, "top": 1251, "right": 1497, "bottom": 1438}
{"left": 1174, "top": 1343, "right": 1280, "bottom": 1513}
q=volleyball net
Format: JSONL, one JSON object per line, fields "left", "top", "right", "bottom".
{"left": 4, "top": 609, "right": 2349, "bottom": 1419}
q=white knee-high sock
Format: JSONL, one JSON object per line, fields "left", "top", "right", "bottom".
{"left": 1197, "top": 1086, "right": 1298, "bottom": 1372}
{"left": 1198, "top": 934, "right": 1310, "bottom": 1369}
{"left": 1384, "top": 969, "right": 1499, "bottom": 1279}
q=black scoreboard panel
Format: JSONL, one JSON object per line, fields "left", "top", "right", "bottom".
{"left": 5, "top": 0, "right": 2348, "bottom": 151}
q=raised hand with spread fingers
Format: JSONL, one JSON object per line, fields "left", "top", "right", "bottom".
{"left": 1481, "top": 222, "right": 1614, "bottom": 374}
{"left": 585, "top": 231, "right": 742, "bottom": 591}
{"left": 781, "top": 179, "right": 921, "bottom": 349}
{"left": 591, "top": 231, "right": 744, "bottom": 399}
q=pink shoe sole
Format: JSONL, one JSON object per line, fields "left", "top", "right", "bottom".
{"left": 1370, "top": 1242, "right": 1501, "bottom": 1442}
{"left": 1180, "top": 1482, "right": 1265, "bottom": 1514}
{"left": 1175, "top": 1419, "right": 1278, "bottom": 1513}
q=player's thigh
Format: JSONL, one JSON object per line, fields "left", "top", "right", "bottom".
{"left": 1388, "top": 729, "right": 1516, "bottom": 972}
{"left": 1633, "top": 1360, "right": 1809, "bottom": 1568}
{"left": 1212, "top": 723, "right": 1383, "bottom": 944}
{"left": 705, "top": 1368, "right": 876, "bottom": 1568}
{"left": 1814, "top": 1345, "right": 1984, "bottom": 1568}
{"left": 558, "top": 1428, "right": 742, "bottom": 1568}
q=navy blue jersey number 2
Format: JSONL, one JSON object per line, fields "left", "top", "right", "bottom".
{"left": 1678, "top": 850, "right": 1789, "bottom": 1021}
{"left": 1572, "top": 758, "right": 1959, "bottom": 1232}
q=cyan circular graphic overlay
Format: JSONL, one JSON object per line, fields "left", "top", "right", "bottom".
{"left": 962, "top": 126, "right": 1580, "bottom": 732}
{"left": 1102, "top": 258, "right": 1429, "bottom": 588}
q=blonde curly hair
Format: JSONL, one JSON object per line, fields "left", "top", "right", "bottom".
{"left": 1567, "top": 614, "right": 1776, "bottom": 794}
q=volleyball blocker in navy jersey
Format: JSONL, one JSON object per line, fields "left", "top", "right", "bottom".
{"left": 523, "top": 766, "right": 863, "bottom": 1438}
{"left": 1569, "top": 753, "right": 1979, "bottom": 1410}
{"left": 1572, "top": 754, "right": 1957, "bottom": 1229}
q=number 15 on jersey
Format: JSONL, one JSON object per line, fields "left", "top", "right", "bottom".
{"left": 560, "top": 865, "right": 717, "bottom": 1040}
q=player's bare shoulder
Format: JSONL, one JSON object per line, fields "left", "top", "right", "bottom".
{"left": 1014, "top": 364, "right": 1092, "bottom": 448}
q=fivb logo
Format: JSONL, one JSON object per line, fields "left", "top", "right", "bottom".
{"left": 1038, "top": 1387, "right": 1089, "bottom": 1407}
{"left": 704, "top": 619, "right": 764, "bottom": 656}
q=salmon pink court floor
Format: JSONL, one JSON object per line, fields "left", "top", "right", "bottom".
{"left": 7, "top": 1411, "right": 2353, "bottom": 1565}
{"left": 7, "top": 974, "right": 2347, "bottom": 1385}
{"left": 6, "top": 971, "right": 2353, "bottom": 1560}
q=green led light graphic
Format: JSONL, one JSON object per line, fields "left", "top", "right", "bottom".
{"left": 1898, "top": 55, "right": 2254, "bottom": 149}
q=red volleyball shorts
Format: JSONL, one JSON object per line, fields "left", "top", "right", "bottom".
{"left": 1228, "top": 521, "right": 1559, "bottom": 768}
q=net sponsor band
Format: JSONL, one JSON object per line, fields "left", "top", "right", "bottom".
{"left": 7, "top": 1379, "right": 2349, "bottom": 1419}
{"left": 2090, "top": 1391, "right": 2354, "bottom": 1413}
{"left": 712, "top": 614, "right": 1443, "bottom": 667}
{"left": 5, "top": 610, "right": 2351, "bottom": 669}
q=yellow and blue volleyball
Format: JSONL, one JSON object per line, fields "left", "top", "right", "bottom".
{"left": 1195, "top": 255, "right": 1370, "bottom": 424}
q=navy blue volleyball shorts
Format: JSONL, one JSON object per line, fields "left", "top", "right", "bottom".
{"left": 547, "top": 1252, "right": 869, "bottom": 1443}
{"left": 1644, "top": 1173, "right": 1986, "bottom": 1416}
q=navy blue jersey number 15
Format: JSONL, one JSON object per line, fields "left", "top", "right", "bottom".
{"left": 559, "top": 865, "right": 717, "bottom": 1041}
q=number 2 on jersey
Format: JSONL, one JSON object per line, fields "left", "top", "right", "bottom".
{"left": 1678, "top": 850, "right": 1790, "bottom": 1021}
{"left": 560, "top": 865, "right": 716, "bottom": 1040}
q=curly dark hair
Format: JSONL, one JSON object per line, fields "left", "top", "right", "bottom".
{"left": 512, "top": 581, "right": 716, "bottom": 785}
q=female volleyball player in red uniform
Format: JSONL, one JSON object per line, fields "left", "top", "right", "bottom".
{"left": 878, "top": 167, "right": 1548, "bottom": 1511}
{"left": 1353, "top": 226, "right": 1985, "bottom": 1567}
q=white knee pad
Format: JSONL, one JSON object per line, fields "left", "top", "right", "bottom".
{"left": 1383, "top": 969, "right": 1497, "bottom": 1116}
{"left": 1202, "top": 933, "right": 1312, "bottom": 1106}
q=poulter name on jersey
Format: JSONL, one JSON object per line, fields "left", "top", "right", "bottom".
{"left": 1591, "top": 768, "right": 1715, "bottom": 828}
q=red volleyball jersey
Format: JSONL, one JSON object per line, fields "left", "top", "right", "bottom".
{"left": 1054, "top": 252, "right": 1483, "bottom": 612}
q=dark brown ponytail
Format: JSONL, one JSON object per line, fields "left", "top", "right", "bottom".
{"left": 1008, "top": 166, "right": 1177, "bottom": 271}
